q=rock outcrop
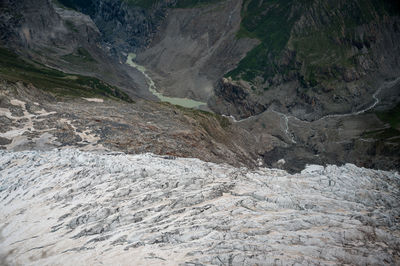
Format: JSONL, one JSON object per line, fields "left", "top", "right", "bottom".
{"left": 0, "top": 80, "right": 258, "bottom": 167}
{"left": 1, "top": 0, "right": 399, "bottom": 172}
{"left": 209, "top": 78, "right": 266, "bottom": 119}
{"left": 135, "top": 0, "right": 257, "bottom": 101}
{"left": 0, "top": 0, "right": 149, "bottom": 99}
{"left": 57, "top": 0, "right": 174, "bottom": 54}
{"left": 210, "top": 0, "right": 400, "bottom": 121}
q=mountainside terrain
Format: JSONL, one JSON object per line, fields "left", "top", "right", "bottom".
{"left": 0, "top": 80, "right": 258, "bottom": 167}
{"left": 0, "top": 0, "right": 399, "bottom": 170}
{"left": 1, "top": 1, "right": 400, "bottom": 264}
{"left": 1, "top": 149, "right": 399, "bottom": 265}
{"left": 212, "top": 0, "right": 400, "bottom": 120}
{"left": 55, "top": 0, "right": 400, "bottom": 120}
{"left": 0, "top": 0, "right": 155, "bottom": 99}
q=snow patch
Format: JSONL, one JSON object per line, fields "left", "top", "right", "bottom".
{"left": 82, "top": 98, "right": 104, "bottom": 103}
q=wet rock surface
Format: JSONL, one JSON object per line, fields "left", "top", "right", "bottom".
{"left": 0, "top": 149, "right": 399, "bottom": 265}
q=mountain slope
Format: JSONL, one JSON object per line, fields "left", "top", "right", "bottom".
{"left": 212, "top": 0, "right": 400, "bottom": 120}
{"left": 0, "top": 0, "right": 150, "bottom": 99}
{"left": 40, "top": 0, "right": 400, "bottom": 121}
{"left": 0, "top": 80, "right": 258, "bottom": 166}
{"left": 0, "top": 0, "right": 399, "bottom": 171}
{"left": 0, "top": 47, "right": 131, "bottom": 101}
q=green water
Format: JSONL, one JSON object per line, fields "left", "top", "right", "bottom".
{"left": 126, "top": 53, "right": 207, "bottom": 109}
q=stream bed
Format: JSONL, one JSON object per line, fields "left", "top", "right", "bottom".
{"left": 126, "top": 53, "right": 207, "bottom": 109}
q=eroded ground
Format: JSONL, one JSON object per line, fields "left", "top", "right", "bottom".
{"left": 0, "top": 80, "right": 257, "bottom": 167}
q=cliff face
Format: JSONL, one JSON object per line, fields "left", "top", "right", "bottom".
{"left": 0, "top": 0, "right": 153, "bottom": 99}
{"left": 211, "top": 0, "right": 400, "bottom": 120}
{"left": 1, "top": 0, "right": 399, "bottom": 171}
{"left": 0, "top": 0, "right": 100, "bottom": 52}
{"left": 58, "top": 0, "right": 174, "bottom": 54}
{"left": 135, "top": 0, "right": 257, "bottom": 101}
{"left": 3, "top": 0, "right": 398, "bottom": 115}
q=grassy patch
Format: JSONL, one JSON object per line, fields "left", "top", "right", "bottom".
{"left": 57, "top": 0, "right": 95, "bottom": 15}
{"left": 226, "top": 0, "right": 306, "bottom": 82}
{"left": 228, "top": 0, "right": 397, "bottom": 87}
{"left": 0, "top": 47, "right": 132, "bottom": 102}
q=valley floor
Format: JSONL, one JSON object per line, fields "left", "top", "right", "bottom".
{"left": 0, "top": 149, "right": 399, "bottom": 265}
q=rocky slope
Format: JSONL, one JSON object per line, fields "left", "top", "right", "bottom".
{"left": 211, "top": 0, "right": 400, "bottom": 121}
{"left": 57, "top": 0, "right": 173, "bottom": 53}
{"left": 0, "top": 0, "right": 399, "bottom": 172}
{"left": 3, "top": 0, "right": 399, "bottom": 119}
{"left": 60, "top": 0, "right": 400, "bottom": 121}
{"left": 1, "top": 149, "right": 399, "bottom": 265}
{"left": 56, "top": 0, "right": 257, "bottom": 102}
{"left": 135, "top": 0, "right": 257, "bottom": 101}
{"left": 0, "top": 2, "right": 400, "bottom": 263}
{"left": 0, "top": 0, "right": 152, "bottom": 99}
{"left": 0, "top": 80, "right": 260, "bottom": 167}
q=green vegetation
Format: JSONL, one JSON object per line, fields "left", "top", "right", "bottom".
{"left": 289, "top": 0, "right": 396, "bottom": 86}
{"left": 0, "top": 47, "right": 132, "bottom": 102}
{"left": 56, "top": 0, "right": 95, "bottom": 15}
{"left": 226, "top": 0, "right": 306, "bottom": 82}
{"left": 228, "top": 0, "right": 399, "bottom": 87}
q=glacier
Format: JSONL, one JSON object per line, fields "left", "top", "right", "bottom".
{"left": 0, "top": 149, "right": 399, "bottom": 265}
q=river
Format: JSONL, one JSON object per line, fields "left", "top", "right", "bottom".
{"left": 226, "top": 77, "right": 400, "bottom": 144}
{"left": 126, "top": 53, "right": 207, "bottom": 109}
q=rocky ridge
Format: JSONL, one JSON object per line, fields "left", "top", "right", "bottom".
{"left": 57, "top": 0, "right": 174, "bottom": 54}
{"left": 0, "top": 149, "right": 399, "bottom": 265}
{"left": 0, "top": 0, "right": 152, "bottom": 99}
{"left": 0, "top": 80, "right": 258, "bottom": 167}
{"left": 0, "top": 0, "right": 399, "bottom": 172}
{"left": 211, "top": 0, "right": 400, "bottom": 121}
{"left": 135, "top": 0, "right": 257, "bottom": 102}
